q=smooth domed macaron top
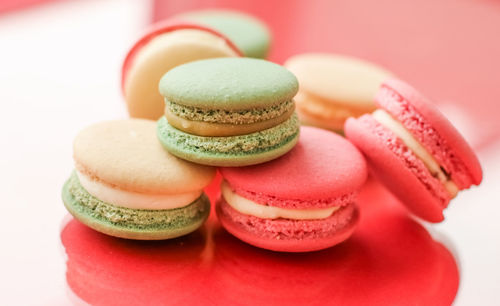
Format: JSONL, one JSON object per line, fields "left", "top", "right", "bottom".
{"left": 285, "top": 53, "right": 393, "bottom": 110}
{"left": 159, "top": 57, "right": 298, "bottom": 110}
{"left": 176, "top": 9, "right": 271, "bottom": 59}
{"left": 220, "top": 126, "right": 367, "bottom": 200}
{"left": 377, "top": 79, "right": 483, "bottom": 185}
{"left": 73, "top": 119, "right": 216, "bottom": 194}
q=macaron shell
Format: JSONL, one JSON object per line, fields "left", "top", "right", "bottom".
{"left": 285, "top": 53, "right": 393, "bottom": 110}
{"left": 121, "top": 21, "right": 242, "bottom": 120}
{"left": 159, "top": 57, "right": 298, "bottom": 110}
{"left": 345, "top": 116, "right": 445, "bottom": 222}
{"left": 157, "top": 116, "right": 300, "bottom": 167}
{"left": 216, "top": 198, "right": 359, "bottom": 252}
{"left": 122, "top": 20, "right": 242, "bottom": 90}
{"left": 221, "top": 126, "right": 367, "bottom": 201}
{"left": 73, "top": 119, "right": 216, "bottom": 194}
{"left": 175, "top": 10, "right": 271, "bottom": 59}
{"left": 377, "top": 79, "right": 482, "bottom": 186}
{"left": 62, "top": 180, "right": 211, "bottom": 240}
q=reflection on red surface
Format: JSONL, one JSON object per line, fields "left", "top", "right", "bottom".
{"left": 153, "top": 0, "right": 500, "bottom": 148}
{"left": 60, "top": 179, "right": 459, "bottom": 305}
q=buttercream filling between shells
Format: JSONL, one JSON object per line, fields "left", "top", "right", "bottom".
{"left": 166, "top": 99, "right": 295, "bottom": 124}
{"left": 372, "top": 109, "right": 458, "bottom": 197}
{"left": 76, "top": 170, "right": 201, "bottom": 210}
{"left": 222, "top": 180, "right": 339, "bottom": 220}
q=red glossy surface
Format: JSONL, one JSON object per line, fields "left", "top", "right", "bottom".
{"left": 61, "top": 178, "right": 459, "bottom": 305}
{"left": 153, "top": 0, "right": 500, "bottom": 149}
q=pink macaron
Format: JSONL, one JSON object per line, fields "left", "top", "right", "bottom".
{"left": 345, "top": 79, "right": 482, "bottom": 223}
{"left": 217, "top": 126, "right": 367, "bottom": 252}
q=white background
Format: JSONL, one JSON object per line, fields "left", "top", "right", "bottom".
{"left": 0, "top": 0, "right": 498, "bottom": 304}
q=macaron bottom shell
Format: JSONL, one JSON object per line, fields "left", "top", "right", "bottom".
{"left": 216, "top": 198, "right": 360, "bottom": 252}
{"left": 157, "top": 114, "right": 300, "bottom": 167}
{"left": 62, "top": 173, "right": 210, "bottom": 240}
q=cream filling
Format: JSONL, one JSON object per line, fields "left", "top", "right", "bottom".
{"left": 372, "top": 110, "right": 459, "bottom": 198}
{"left": 221, "top": 181, "right": 339, "bottom": 220}
{"left": 76, "top": 170, "right": 202, "bottom": 210}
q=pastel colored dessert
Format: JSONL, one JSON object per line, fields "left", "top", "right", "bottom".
{"left": 157, "top": 57, "right": 300, "bottom": 167}
{"left": 61, "top": 119, "right": 216, "bottom": 240}
{"left": 284, "top": 53, "right": 394, "bottom": 133}
{"left": 345, "top": 79, "right": 483, "bottom": 222}
{"left": 175, "top": 9, "right": 271, "bottom": 58}
{"left": 121, "top": 21, "right": 241, "bottom": 120}
{"left": 217, "top": 126, "right": 367, "bottom": 252}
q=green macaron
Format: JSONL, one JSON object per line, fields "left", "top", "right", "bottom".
{"left": 157, "top": 57, "right": 300, "bottom": 167}
{"left": 178, "top": 10, "right": 271, "bottom": 58}
{"left": 62, "top": 119, "right": 216, "bottom": 240}
{"left": 62, "top": 172, "right": 210, "bottom": 240}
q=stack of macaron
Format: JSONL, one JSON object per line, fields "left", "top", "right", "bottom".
{"left": 62, "top": 9, "right": 482, "bottom": 255}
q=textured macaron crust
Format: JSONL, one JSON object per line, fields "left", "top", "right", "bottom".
{"left": 159, "top": 58, "right": 297, "bottom": 110}
{"left": 158, "top": 57, "right": 300, "bottom": 166}
{"left": 121, "top": 21, "right": 241, "bottom": 120}
{"left": 217, "top": 127, "right": 367, "bottom": 252}
{"left": 176, "top": 10, "right": 271, "bottom": 58}
{"left": 285, "top": 53, "right": 393, "bottom": 131}
{"left": 345, "top": 79, "right": 482, "bottom": 222}
{"left": 63, "top": 173, "right": 210, "bottom": 240}
{"left": 217, "top": 198, "right": 359, "bottom": 252}
{"left": 157, "top": 114, "right": 299, "bottom": 167}
{"left": 64, "top": 119, "right": 216, "bottom": 240}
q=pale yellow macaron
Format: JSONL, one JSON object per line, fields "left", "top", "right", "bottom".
{"left": 62, "top": 119, "right": 216, "bottom": 240}
{"left": 284, "top": 53, "right": 394, "bottom": 133}
{"left": 121, "top": 22, "right": 242, "bottom": 120}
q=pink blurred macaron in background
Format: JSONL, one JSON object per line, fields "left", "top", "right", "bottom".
{"left": 217, "top": 126, "right": 367, "bottom": 252}
{"left": 345, "top": 79, "right": 483, "bottom": 222}
{"left": 121, "top": 20, "right": 242, "bottom": 120}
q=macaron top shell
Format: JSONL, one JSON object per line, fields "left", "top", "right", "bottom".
{"left": 121, "top": 21, "right": 241, "bottom": 92}
{"left": 176, "top": 10, "right": 271, "bottom": 59}
{"left": 376, "top": 79, "right": 483, "bottom": 187}
{"left": 73, "top": 119, "right": 215, "bottom": 194}
{"left": 220, "top": 126, "right": 367, "bottom": 201}
{"left": 159, "top": 58, "right": 298, "bottom": 110}
{"left": 285, "top": 53, "right": 393, "bottom": 110}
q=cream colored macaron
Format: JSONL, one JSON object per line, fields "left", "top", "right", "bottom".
{"left": 284, "top": 53, "right": 394, "bottom": 132}
{"left": 62, "top": 119, "right": 216, "bottom": 240}
{"left": 121, "top": 22, "right": 241, "bottom": 120}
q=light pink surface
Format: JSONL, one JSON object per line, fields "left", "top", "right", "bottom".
{"left": 220, "top": 127, "right": 367, "bottom": 204}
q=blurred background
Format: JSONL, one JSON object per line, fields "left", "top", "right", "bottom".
{"left": 0, "top": 0, "right": 499, "bottom": 304}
